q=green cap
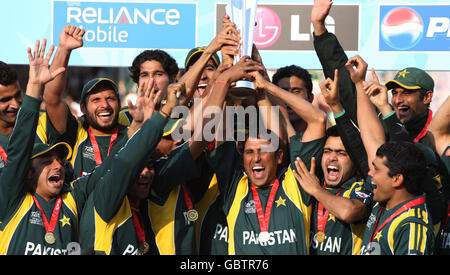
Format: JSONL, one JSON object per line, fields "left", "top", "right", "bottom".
{"left": 184, "top": 47, "right": 220, "bottom": 69}
{"left": 385, "top": 67, "right": 434, "bottom": 91}
{"left": 31, "top": 142, "right": 72, "bottom": 161}
{"left": 163, "top": 118, "right": 183, "bottom": 137}
{"left": 80, "top": 78, "right": 119, "bottom": 103}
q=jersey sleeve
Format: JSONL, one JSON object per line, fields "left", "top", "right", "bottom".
{"left": 0, "top": 95, "right": 42, "bottom": 221}
{"left": 313, "top": 30, "right": 357, "bottom": 124}
{"left": 36, "top": 107, "right": 79, "bottom": 147}
{"left": 74, "top": 112, "right": 168, "bottom": 222}
{"left": 151, "top": 141, "right": 202, "bottom": 199}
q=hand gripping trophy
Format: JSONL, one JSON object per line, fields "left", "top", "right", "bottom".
{"left": 226, "top": 0, "right": 258, "bottom": 99}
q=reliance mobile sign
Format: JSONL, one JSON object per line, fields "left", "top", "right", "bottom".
{"left": 52, "top": 1, "right": 197, "bottom": 49}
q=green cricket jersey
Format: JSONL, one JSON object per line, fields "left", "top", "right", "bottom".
{"left": 310, "top": 177, "right": 371, "bottom": 255}
{"left": 437, "top": 145, "right": 450, "bottom": 255}
{"left": 0, "top": 95, "right": 102, "bottom": 254}
{"left": 37, "top": 107, "right": 132, "bottom": 177}
{"left": 205, "top": 137, "right": 321, "bottom": 255}
{"left": 79, "top": 112, "right": 168, "bottom": 255}
{"left": 360, "top": 194, "right": 435, "bottom": 255}
{"left": 148, "top": 142, "right": 205, "bottom": 255}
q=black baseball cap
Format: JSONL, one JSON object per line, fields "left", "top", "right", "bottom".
{"left": 80, "top": 78, "right": 119, "bottom": 103}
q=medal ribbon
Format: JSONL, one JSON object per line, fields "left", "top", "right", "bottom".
{"left": 413, "top": 109, "right": 432, "bottom": 143}
{"left": 131, "top": 209, "right": 146, "bottom": 244}
{"left": 0, "top": 145, "right": 7, "bottom": 163}
{"left": 317, "top": 182, "right": 343, "bottom": 233}
{"left": 181, "top": 185, "right": 195, "bottom": 211}
{"left": 369, "top": 196, "right": 426, "bottom": 242}
{"left": 88, "top": 127, "right": 118, "bottom": 165}
{"left": 250, "top": 178, "right": 280, "bottom": 234}
{"left": 32, "top": 195, "right": 62, "bottom": 235}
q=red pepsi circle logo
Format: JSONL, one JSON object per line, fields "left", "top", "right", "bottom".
{"left": 254, "top": 6, "right": 281, "bottom": 48}
{"left": 381, "top": 7, "right": 424, "bottom": 50}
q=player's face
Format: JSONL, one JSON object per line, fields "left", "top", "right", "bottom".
{"left": 0, "top": 82, "right": 22, "bottom": 128}
{"left": 243, "top": 138, "right": 283, "bottom": 188}
{"left": 138, "top": 60, "right": 170, "bottom": 102}
{"left": 277, "top": 76, "right": 312, "bottom": 122}
{"left": 368, "top": 156, "right": 395, "bottom": 204}
{"left": 129, "top": 162, "right": 155, "bottom": 201}
{"left": 321, "top": 136, "right": 356, "bottom": 187}
{"left": 31, "top": 151, "right": 66, "bottom": 201}
{"left": 193, "top": 59, "right": 217, "bottom": 98}
{"left": 391, "top": 87, "right": 432, "bottom": 124}
{"left": 82, "top": 89, "right": 120, "bottom": 134}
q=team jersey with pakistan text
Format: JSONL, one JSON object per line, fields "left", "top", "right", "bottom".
{"left": 360, "top": 194, "right": 435, "bottom": 255}
{"left": 205, "top": 137, "right": 324, "bottom": 255}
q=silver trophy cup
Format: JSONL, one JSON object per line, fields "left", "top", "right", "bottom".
{"left": 227, "top": 0, "right": 258, "bottom": 99}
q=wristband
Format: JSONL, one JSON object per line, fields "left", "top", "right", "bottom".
{"left": 382, "top": 110, "right": 395, "bottom": 120}
{"left": 160, "top": 109, "right": 170, "bottom": 118}
{"left": 333, "top": 109, "right": 346, "bottom": 119}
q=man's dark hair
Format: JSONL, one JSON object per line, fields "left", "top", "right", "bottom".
{"left": 272, "top": 65, "right": 313, "bottom": 99}
{"left": 376, "top": 141, "right": 426, "bottom": 196}
{"left": 128, "top": 50, "right": 179, "bottom": 84}
{"left": 0, "top": 61, "right": 18, "bottom": 86}
{"left": 325, "top": 125, "right": 340, "bottom": 139}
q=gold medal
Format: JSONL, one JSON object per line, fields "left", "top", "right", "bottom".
{"left": 138, "top": 241, "right": 149, "bottom": 254}
{"left": 44, "top": 232, "right": 56, "bottom": 245}
{"left": 315, "top": 231, "right": 326, "bottom": 243}
{"left": 186, "top": 209, "right": 198, "bottom": 222}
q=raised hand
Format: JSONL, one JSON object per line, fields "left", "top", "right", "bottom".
{"left": 363, "top": 69, "right": 391, "bottom": 115}
{"left": 128, "top": 78, "right": 162, "bottom": 124}
{"left": 345, "top": 55, "right": 368, "bottom": 85}
{"left": 319, "top": 68, "right": 340, "bottom": 108}
{"left": 59, "top": 25, "right": 85, "bottom": 51}
{"left": 27, "top": 39, "right": 65, "bottom": 86}
{"left": 311, "top": 0, "right": 333, "bottom": 35}
{"left": 218, "top": 56, "right": 265, "bottom": 85}
{"left": 292, "top": 156, "right": 321, "bottom": 196}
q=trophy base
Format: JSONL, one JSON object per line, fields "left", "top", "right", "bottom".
{"left": 230, "top": 87, "right": 255, "bottom": 99}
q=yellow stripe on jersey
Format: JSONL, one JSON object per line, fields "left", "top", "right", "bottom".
{"left": 343, "top": 180, "right": 365, "bottom": 255}
{"left": 93, "top": 198, "right": 131, "bottom": 255}
{"left": 62, "top": 192, "right": 79, "bottom": 229}
{"left": 194, "top": 174, "right": 219, "bottom": 253}
{"left": 118, "top": 107, "right": 132, "bottom": 127}
{"left": 36, "top": 113, "right": 48, "bottom": 144}
{"left": 227, "top": 175, "right": 249, "bottom": 255}
{"left": 0, "top": 194, "right": 34, "bottom": 255}
{"left": 282, "top": 167, "right": 312, "bottom": 253}
{"left": 70, "top": 121, "right": 88, "bottom": 168}
{"left": 387, "top": 208, "right": 430, "bottom": 254}
{"left": 148, "top": 186, "right": 180, "bottom": 255}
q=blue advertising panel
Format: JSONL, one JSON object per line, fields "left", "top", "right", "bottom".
{"left": 379, "top": 5, "right": 450, "bottom": 52}
{"left": 0, "top": 0, "right": 449, "bottom": 70}
{"left": 52, "top": 1, "right": 197, "bottom": 49}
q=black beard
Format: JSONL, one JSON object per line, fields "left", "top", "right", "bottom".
{"left": 84, "top": 112, "right": 119, "bottom": 133}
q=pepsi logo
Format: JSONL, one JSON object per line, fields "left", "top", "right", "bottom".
{"left": 381, "top": 7, "right": 424, "bottom": 50}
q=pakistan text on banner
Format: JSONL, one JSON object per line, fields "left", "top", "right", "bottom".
{"left": 216, "top": 3, "right": 359, "bottom": 52}
{"left": 379, "top": 5, "right": 450, "bottom": 52}
{"left": 52, "top": 0, "right": 197, "bottom": 49}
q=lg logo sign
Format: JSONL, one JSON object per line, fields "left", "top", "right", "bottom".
{"left": 217, "top": 4, "right": 359, "bottom": 51}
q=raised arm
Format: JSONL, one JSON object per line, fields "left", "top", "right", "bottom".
{"left": 251, "top": 70, "right": 327, "bottom": 142}
{"left": 0, "top": 39, "right": 65, "bottom": 219}
{"left": 346, "top": 55, "right": 385, "bottom": 169}
{"left": 312, "top": 0, "right": 358, "bottom": 124}
{"left": 179, "top": 17, "right": 240, "bottom": 103}
{"left": 428, "top": 95, "right": 450, "bottom": 156}
{"left": 43, "top": 25, "right": 84, "bottom": 134}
